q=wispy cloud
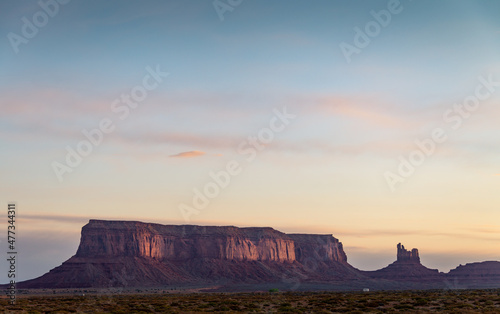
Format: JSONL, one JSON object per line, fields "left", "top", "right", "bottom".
{"left": 21, "top": 214, "right": 91, "bottom": 224}
{"left": 169, "top": 150, "right": 206, "bottom": 158}
{"left": 335, "top": 228, "right": 500, "bottom": 242}
{"left": 19, "top": 213, "right": 196, "bottom": 227}
{"left": 311, "top": 95, "right": 412, "bottom": 129}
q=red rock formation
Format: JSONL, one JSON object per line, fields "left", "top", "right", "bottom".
{"left": 15, "top": 223, "right": 500, "bottom": 290}
{"left": 18, "top": 220, "right": 360, "bottom": 288}
{"left": 365, "top": 243, "right": 442, "bottom": 281}
{"left": 396, "top": 243, "right": 420, "bottom": 263}
{"left": 289, "top": 234, "right": 347, "bottom": 264}
{"left": 75, "top": 221, "right": 297, "bottom": 262}
{"left": 446, "top": 261, "right": 500, "bottom": 288}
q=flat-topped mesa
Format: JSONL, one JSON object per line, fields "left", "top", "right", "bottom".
{"left": 15, "top": 220, "right": 360, "bottom": 288}
{"left": 76, "top": 220, "right": 295, "bottom": 262}
{"left": 75, "top": 220, "right": 348, "bottom": 264}
{"left": 397, "top": 243, "right": 420, "bottom": 263}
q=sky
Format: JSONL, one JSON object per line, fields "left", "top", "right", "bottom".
{"left": 1, "top": 0, "right": 500, "bottom": 282}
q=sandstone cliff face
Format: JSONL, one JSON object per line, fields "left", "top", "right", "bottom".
{"left": 75, "top": 220, "right": 350, "bottom": 264}
{"left": 289, "top": 234, "right": 347, "bottom": 264}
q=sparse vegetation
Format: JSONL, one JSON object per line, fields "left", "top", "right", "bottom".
{"left": 1, "top": 289, "right": 500, "bottom": 313}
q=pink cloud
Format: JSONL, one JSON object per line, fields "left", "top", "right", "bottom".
{"left": 169, "top": 151, "right": 206, "bottom": 158}
{"left": 0, "top": 88, "right": 111, "bottom": 117}
{"left": 313, "top": 95, "right": 410, "bottom": 128}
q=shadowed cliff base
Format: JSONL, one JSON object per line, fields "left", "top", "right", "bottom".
{"left": 11, "top": 220, "right": 500, "bottom": 291}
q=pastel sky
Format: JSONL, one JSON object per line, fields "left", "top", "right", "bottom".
{"left": 1, "top": 0, "right": 500, "bottom": 282}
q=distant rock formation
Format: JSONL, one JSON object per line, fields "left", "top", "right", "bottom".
{"left": 12, "top": 221, "right": 500, "bottom": 290}
{"left": 447, "top": 261, "right": 500, "bottom": 289}
{"left": 17, "top": 220, "right": 360, "bottom": 288}
{"left": 396, "top": 243, "right": 420, "bottom": 263}
{"left": 75, "top": 221, "right": 298, "bottom": 262}
{"left": 364, "top": 243, "right": 442, "bottom": 281}
{"left": 289, "top": 234, "right": 348, "bottom": 264}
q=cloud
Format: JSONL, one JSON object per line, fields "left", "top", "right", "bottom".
{"left": 336, "top": 228, "right": 500, "bottom": 242}
{"left": 21, "top": 214, "right": 91, "bottom": 224}
{"left": 169, "top": 150, "right": 206, "bottom": 158}
{"left": 310, "top": 95, "right": 412, "bottom": 129}
{"left": 17, "top": 213, "right": 204, "bottom": 230}
{"left": 3, "top": 87, "right": 497, "bottom": 164}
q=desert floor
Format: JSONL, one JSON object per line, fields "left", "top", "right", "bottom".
{"left": 2, "top": 289, "right": 500, "bottom": 313}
